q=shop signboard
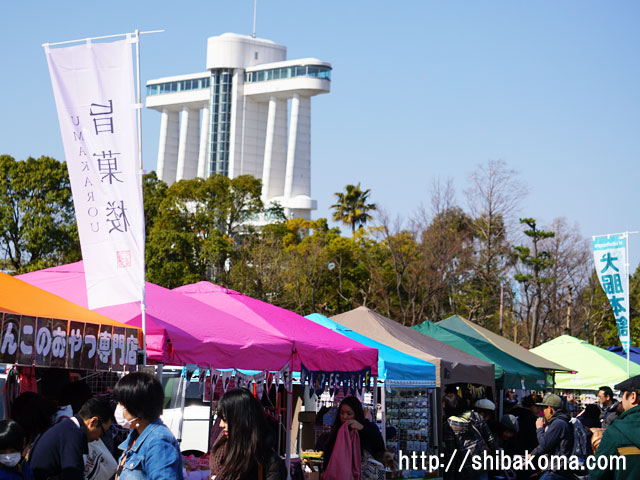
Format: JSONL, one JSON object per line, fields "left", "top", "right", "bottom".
{"left": 16, "top": 315, "right": 36, "bottom": 366}
{"left": 0, "top": 314, "right": 20, "bottom": 365}
{"left": 68, "top": 321, "right": 85, "bottom": 369}
{"left": 0, "top": 311, "right": 139, "bottom": 370}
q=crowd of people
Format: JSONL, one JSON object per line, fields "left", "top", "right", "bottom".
{"left": 0, "top": 364, "right": 389, "bottom": 480}
{"left": 4, "top": 366, "right": 640, "bottom": 480}
{"left": 441, "top": 375, "right": 640, "bottom": 480}
{"left": 0, "top": 370, "right": 291, "bottom": 480}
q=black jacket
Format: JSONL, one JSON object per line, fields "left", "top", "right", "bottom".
{"left": 600, "top": 401, "right": 620, "bottom": 428}
{"left": 29, "top": 416, "right": 88, "bottom": 480}
{"left": 531, "top": 410, "right": 574, "bottom": 477}
{"left": 510, "top": 406, "right": 539, "bottom": 452}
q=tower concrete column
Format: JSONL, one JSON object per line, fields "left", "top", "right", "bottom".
{"left": 284, "top": 94, "right": 300, "bottom": 200}
{"left": 197, "top": 105, "right": 210, "bottom": 178}
{"left": 262, "top": 96, "right": 278, "bottom": 200}
{"left": 291, "top": 96, "right": 311, "bottom": 198}
{"left": 157, "top": 108, "right": 179, "bottom": 184}
{"left": 176, "top": 107, "right": 200, "bottom": 181}
{"left": 227, "top": 68, "right": 242, "bottom": 179}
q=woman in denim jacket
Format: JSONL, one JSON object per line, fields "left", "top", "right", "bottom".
{"left": 114, "top": 372, "right": 184, "bottom": 480}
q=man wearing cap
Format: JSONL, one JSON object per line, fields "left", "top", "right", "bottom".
{"left": 530, "top": 394, "right": 574, "bottom": 479}
{"left": 591, "top": 375, "right": 640, "bottom": 480}
{"left": 474, "top": 398, "right": 500, "bottom": 436}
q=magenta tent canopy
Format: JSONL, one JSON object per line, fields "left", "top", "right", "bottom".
{"left": 18, "top": 263, "right": 378, "bottom": 374}
{"left": 17, "top": 262, "right": 295, "bottom": 370}
{"left": 175, "top": 282, "right": 378, "bottom": 374}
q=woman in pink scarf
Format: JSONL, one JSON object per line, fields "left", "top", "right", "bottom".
{"left": 321, "top": 397, "right": 385, "bottom": 478}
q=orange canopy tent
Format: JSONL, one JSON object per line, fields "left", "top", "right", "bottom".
{"left": 0, "top": 272, "right": 140, "bottom": 370}
{"left": 0, "top": 272, "right": 129, "bottom": 327}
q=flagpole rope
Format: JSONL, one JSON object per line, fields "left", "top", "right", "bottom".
{"left": 42, "top": 30, "right": 164, "bottom": 47}
{"left": 593, "top": 231, "right": 640, "bottom": 239}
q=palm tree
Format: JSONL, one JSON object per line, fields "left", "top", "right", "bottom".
{"left": 331, "top": 183, "right": 376, "bottom": 234}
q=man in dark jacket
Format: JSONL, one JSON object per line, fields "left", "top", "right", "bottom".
{"left": 29, "top": 398, "right": 112, "bottom": 480}
{"left": 530, "top": 394, "right": 574, "bottom": 480}
{"left": 511, "top": 395, "right": 540, "bottom": 452}
{"left": 598, "top": 386, "right": 620, "bottom": 427}
{"left": 591, "top": 375, "right": 640, "bottom": 480}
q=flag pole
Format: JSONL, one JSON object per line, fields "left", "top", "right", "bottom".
{"left": 133, "top": 29, "right": 148, "bottom": 366}
{"left": 131, "top": 29, "right": 165, "bottom": 365}
{"left": 626, "top": 232, "right": 631, "bottom": 378}
{"left": 132, "top": 29, "right": 165, "bottom": 366}
{"left": 624, "top": 231, "right": 639, "bottom": 378}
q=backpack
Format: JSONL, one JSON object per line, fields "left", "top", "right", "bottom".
{"left": 570, "top": 418, "right": 588, "bottom": 459}
{"left": 570, "top": 418, "right": 590, "bottom": 480}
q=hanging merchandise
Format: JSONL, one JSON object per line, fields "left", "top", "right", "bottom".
{"left": 385, "top": 387, "right": 435, "bottom": 478}
{"left": 278, "top": 362, "right": 292, "bottom": 393}
{"left": 235, "top": 371, "right": 252, "bottom": 389}
{"left": 221, "top": 371, "right": 233, "bottom": 393}
{"left": 198, "top": 368, "right": 207, "bottom": 396}
{"left": 203, "top": 368, "right": 221, "bottom": 402}
{"left": 301, "top": 363, "right": 372, "bottom": 398}
{"left": 254, "top": 371, "right": 266, "bottom": 399}
{"left": 19, "top": 366, "right": 37, "bottom": 394}
{"left": 2, "top": 366, "right": 19, "bottom": 419}
{"left": 266, "top": 371, "right": 275, "bottom": 394}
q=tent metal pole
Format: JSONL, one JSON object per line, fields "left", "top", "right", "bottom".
{"left": 431, "top": 388, "right": 438, "bottom": 454}
{"left": 372, "top": 375, "right": 378, "bottom": 423}
{"left": 176, "top": 369, "right": 188, "bottom": 444}
{"left": 285, "top": 388, "right": 292, "bottom": 480}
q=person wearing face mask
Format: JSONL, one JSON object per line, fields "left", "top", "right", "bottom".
{"left": 29, "top": 398, "right": 113, "bottom": 480}
{"left": 0, "top": 419, "right": 33, "bottom": 480}
{"left": 113, "top": 372, "right": 183, "bottom": 479}
{"left": 209, "top": 388, "right": 286, "bottom": 480}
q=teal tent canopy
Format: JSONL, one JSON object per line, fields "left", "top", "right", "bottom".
{"left": 531, "top": 335, "right": 640, "bottom": 391}
{"left": 306, "top": 313, "right": 436, "bottom": 387}
{"left": 412, "top": 320, "right": 547, "bottom": 390}
{"left": 436, "top": 315, "right": 570, "bottom": 372}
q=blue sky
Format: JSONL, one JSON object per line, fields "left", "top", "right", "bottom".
{"left": 1, "top": 1, "right": 639, "bottom": 268}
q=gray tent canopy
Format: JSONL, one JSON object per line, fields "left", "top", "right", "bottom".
{"left": 331, "top": 307, "right": 495, "bottom": 388}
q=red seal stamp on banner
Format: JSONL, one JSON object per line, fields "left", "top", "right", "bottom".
{"left": 116, "top": 250, "right": 132, "bottom": 268}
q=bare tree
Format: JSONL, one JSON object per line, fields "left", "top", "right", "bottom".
{"left": 462, "top": 159, "right": 528, "bottom": 328}
{"left": 542, "top": 218, "right": 591, "bottom": 338}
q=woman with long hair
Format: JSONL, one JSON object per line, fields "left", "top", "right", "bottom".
{"left": 322, "top": 396, "right": 385, "bottom": 471}
{"left": 210, "top": 388, "right": 286, "bottom": 480}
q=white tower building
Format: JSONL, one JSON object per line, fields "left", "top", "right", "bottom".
{"left": 146, "top": 33, "right": 331, "bottom": 220}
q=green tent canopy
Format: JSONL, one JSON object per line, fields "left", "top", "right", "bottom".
{"left": 531, "top": 335, "right": 640, "bottom": 391}
{"left": 437, "top": 315, "right": 570, "bottom": 372}
{"left": 330, "top": 307, "right": 495, "bottom": 388}
{"left": 412, "top": 320, "right": 547, "bottom": 390}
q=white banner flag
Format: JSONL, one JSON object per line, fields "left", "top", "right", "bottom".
{"left": 45, "top": 37, "right": 144, "bottom": 309}
{"left": 593, "top": 233, "right": 630, "bottom": 352}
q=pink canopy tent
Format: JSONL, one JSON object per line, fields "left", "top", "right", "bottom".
{"left": 17, "top": 263, "right": 378, "bottom": 374}
{"left": 175, "top": 281, "right": 379, "bottom": 375}
{"left": 17, "top": 262, "right": 295, "bottom": 370}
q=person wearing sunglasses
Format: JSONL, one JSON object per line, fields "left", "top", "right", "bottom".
{"left": 30, "top": 397, "right": 112, "bottom": 480}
